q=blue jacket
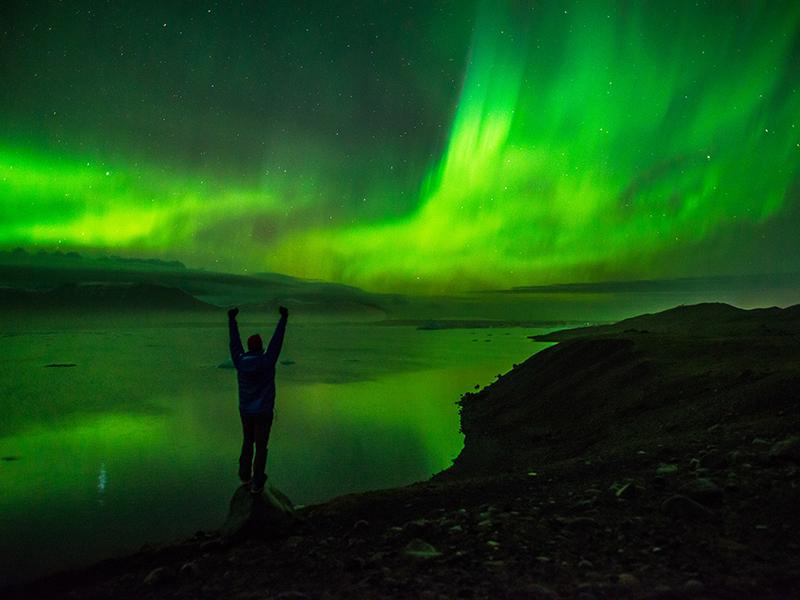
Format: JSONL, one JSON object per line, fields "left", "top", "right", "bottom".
{"left": 229, "top": 314, "right": 287, "bottom": 415}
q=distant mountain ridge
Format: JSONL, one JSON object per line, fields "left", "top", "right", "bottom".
{"left": 490, "top": 273, "right": 800, "bottom": 294}
{"left": 0, "top": 247, "right": 186, "bottom": 270}
{"left": 0, "top": 282, "right": 217, "bottom": 311}
{"left": 0, "top": 249, "right": 395, "bottom": 317}
{"left": 533, "top": 302, "right": 800, "bottom": 341}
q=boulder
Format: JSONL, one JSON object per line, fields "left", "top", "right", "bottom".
{"left": 143, "top": 566, "right": 176, "bottom": 586}
{"left": 681, "top": 478, "right": 724, "bottom": 506}
{"left": 403, "top": 538, "right": 441, "bottom": 558}
{"left": 699, "top": 450, "right": 728, "bottom": 470}
{"left": 179, "top": 560, "right": 201, "bottom": 580}
{"left": 661, "top": 494, "right": 714, "bottom": 519}
{"left": 221, "top": 484, "right": 296, "bottom": 540}
{"left": 655, "top": 463, "right": 679, "bottom": 476}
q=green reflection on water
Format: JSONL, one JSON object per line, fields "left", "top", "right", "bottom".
{"left": 0, "top": 413, "right": 167, "bottom": 508}
{"left": 0, "top": 322, "right": 549, "bottom": 583}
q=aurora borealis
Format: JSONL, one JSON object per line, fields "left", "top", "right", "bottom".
{"left": 1, "top": 1, "right": 799, "bottom": 291}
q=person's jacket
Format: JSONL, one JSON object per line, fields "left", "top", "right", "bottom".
{"left": 228, "top": 314, "right": 287, "bottom": 414}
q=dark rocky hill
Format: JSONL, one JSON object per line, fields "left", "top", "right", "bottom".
{"left": 448, "top": 303, "right": 800, "bottom": 478}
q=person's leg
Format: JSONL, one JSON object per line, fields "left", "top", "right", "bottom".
{"left": 251, "top": 411, "right": 274, "bottom": 489}
{"left": 238, "top": 413, "right": 255, "bottom": 483}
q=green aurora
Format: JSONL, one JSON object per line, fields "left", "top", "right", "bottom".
{"left": 1, "top": 1, "right": 799, "bottom": 291}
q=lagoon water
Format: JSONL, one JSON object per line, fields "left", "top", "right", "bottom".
{"left": 0, "top": 319, "right": 553, "bottom": 584}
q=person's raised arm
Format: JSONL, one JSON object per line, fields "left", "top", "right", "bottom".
{"left": 228, "top": 307, "right": 244, "bottom": 366}
{"left": 265, "top": 306, "right": 289, "bottom": 364}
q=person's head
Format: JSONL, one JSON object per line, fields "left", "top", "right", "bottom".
{"left": 247, "top": 334, "right": 263, "bottom": 353}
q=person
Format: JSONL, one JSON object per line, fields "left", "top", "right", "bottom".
{"left": 227, "top": 305, "right": 288, "bottom": 494}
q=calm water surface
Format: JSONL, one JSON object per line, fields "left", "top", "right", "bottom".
{"left": 0, "top": 320, "right": 552, "bottom": 584}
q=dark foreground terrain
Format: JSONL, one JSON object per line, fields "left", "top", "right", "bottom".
{"left": 7, "top": 303, "right": 800, "bottom": 599}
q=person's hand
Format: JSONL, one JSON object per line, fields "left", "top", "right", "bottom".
{"left": 228, "top": 307, "right": 239, "bottom": 319}
{"left": 279, "top": 305, "right": 289, "bottom": 318}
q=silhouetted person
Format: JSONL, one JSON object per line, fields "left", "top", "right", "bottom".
{"left": 227, "top": 305, "right": 288, "bottom": 494}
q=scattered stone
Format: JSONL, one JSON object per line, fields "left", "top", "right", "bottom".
{"left": 570, "top": 498, "right": 596, "bottom": 512}
{"left": 682, "top": 477, "right": 723, "bottom": 506}
{"left": 700, "top": 451, "right": 728, "bottom": 470}
{"left": 143, "top": 566, "right": 175, "bottom": 586}
{"left": 578, "top": 559, "right": 594, "bottom": 570}
{"left": 611, "top": 481, "right": 638, "bottom": 499}
{"left": 770, "top": 436, "right": 800, "bottom": 463}
{"left": 656, "top": 463, "right": 679, "bottom": 476}
{"left": 403, "top": 518, "right": 433, "bottom": 535}
{"left": 352, "top": 519, "right": 370, "bottom": 533}
{"left": 345, "top": 556, "right": 366, "bottom": 571}
{"left": 179, "top": 561, "right": 201, "bottom": 580}
{"left": 651, "top": 475, "right": 667, "bottom": 490}
{"left": 283, "top": 535, "right": 304, "bottom": 550}
{"left": 684, "top": 579, "right": 705, "bottom": 594}
{"left": 404, "top": 538, "right": 441, "bottom": 559}
{"left": 200, "top": 538, "right": 224, "bottom": 553}
{"left": 562, "top": 516, "right": 601, "bottom": 531}
{"left": 717, "top": 537, "right": 748, "bottom": 552}
{"left": 510, "top": 583, "right": 557, "bottom": 599}
{"left": 346, "top": 536, "right": 365, "bottom": 549}
{"left": 724, "top": 472, "right": 740, "bottom": 490}
{"left": 448, "top": 525, "right": 463, "bottom": 534}
{"left": 650, "top": 584, "right": 675, "bottom": 598}
{"left": 1, "top": 456, "right": 20, "bottom": 462}
{"left": 617, "top": 573, "right": 640, "bottom": 588}
{"left": 727, "top": 450, "right": 744, "bottom": 465}
{"left": 751, "top": 437, "right": 771, "bottom": 448}
{"left": 44, "top": 363, "right": 77, "bottom": 368}
{"left": 274, "top": 592, "right": 310, "bottom": 600}
{"left": 662, "top": 494, "right": 714, "bottom": 519}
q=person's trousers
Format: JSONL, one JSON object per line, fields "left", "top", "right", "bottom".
{"left": 239, "top": 411, "right": 273, "bottom": 487}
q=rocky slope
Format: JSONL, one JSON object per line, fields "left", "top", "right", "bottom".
{"left": 6, "top": 303, "right": 800, "bottom": 599}
{"left": 449, "top": 303, "right": 800, "bottom": 478}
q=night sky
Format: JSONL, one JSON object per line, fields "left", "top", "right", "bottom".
{"left": 1, "top": 1, "right": 799, "bottom": 292}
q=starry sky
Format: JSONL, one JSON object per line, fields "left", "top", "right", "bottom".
{"left": 1, "top": 0, "right": 799, "bottom": 292}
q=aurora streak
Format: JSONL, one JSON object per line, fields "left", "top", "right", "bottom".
{"left": 1, "top": 1, "right": 799, "bottom": 291}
